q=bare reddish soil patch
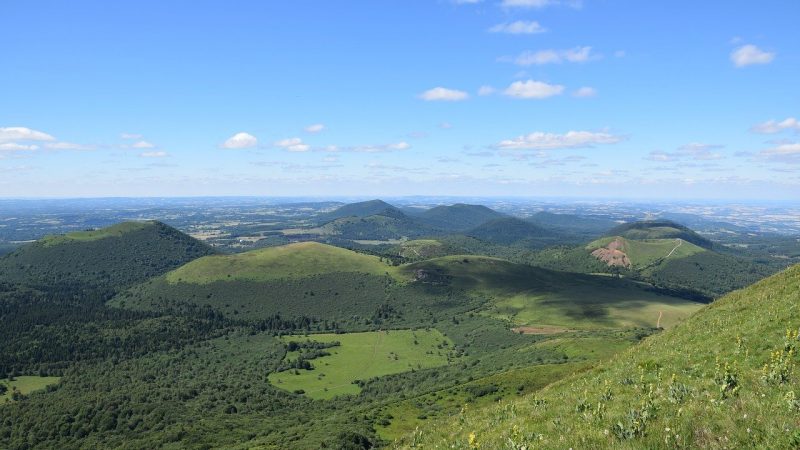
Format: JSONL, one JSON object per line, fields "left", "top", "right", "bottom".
{"left": 591, "top": 237, "right": 631, "bottom": 268}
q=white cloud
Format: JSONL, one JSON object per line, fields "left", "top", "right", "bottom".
{"left": 488, "top": 20, "right": 546, "bottom": 34}
{"left": 759, "top": 142, "right": 800, "bottom": 163}
{"left": 0, "top": 127, "right": 55, "bottom": 143}
{"left": 645, "top": 143, "right": 724, "bottom": 162}
{"left": 751, "top": 117, "right": 800, "bottom": 134}
{"left": 419, "top": 87, "right": 469, "bottom": 101}
{"left": 304, "top": 123, "right": 325, "bottom": 133}
{"left": 478, "top": 85, "right": 496, "bottom": 96}
{"left": 614, "top": 50, "right": 626, "bottom": 58}
{"left": 44, "top": 142, "right": 94, "bottom": 151}
{"left": 497, "top": 130, "right": 623, "bottom": 150}
{"left": 222, "top": 132, "right": 258, "bottom": 149}
{"left": 120, "top": 133, "right": 142, "bottom": 139}
{"left": 503, "top": 80, "right": 564, "bottom": 99}
{"left": 345, "top": 141, "right": 411, "bottom": 153}
{"left": 509, "top": 46, "right": 594, "bottom": 66}
{"left": 140, "top": 151, "right": 169, "bottom": 158}
{"left": 573, "top": 86, "right": 597, "bottom": 97}
{"left": 275, "top": 137, "right": 311, "bottom": 152}
{"left": 131, "top": 140, "right": 156, "bottom": 149}
{"left": 0, "top": 142, "right": 39, "bottom": 152}
{"left": 731, "top": 44, "right": 775, "bottom": 67}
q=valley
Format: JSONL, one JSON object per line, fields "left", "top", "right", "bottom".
{"left": 0, "top": 198, "right": 797, "bottom": 449}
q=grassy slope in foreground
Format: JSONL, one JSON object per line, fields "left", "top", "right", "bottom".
{"left": 1, "top": 376, "right": 60, "bottom": 404}
{"left": 165, "top": 241, "right": 404, "bottom": 284}
{"left": 398, "top": 263, "right": 800, "bottom": 449}
{"left": 405, "top": 255, "right": 702, "bottom": 330}
{"left": 268, "top": 330, "right": 451, "bottom": 399}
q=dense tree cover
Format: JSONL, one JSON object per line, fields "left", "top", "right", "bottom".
{"left": 466, "top": 217, "right": 557, "bottom": 246}
{"left": 0, "top": 221, "right": 215, "bottom": 290}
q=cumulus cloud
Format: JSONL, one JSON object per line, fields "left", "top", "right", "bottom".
{"left": 496, "top": 130, "right": 623, "bottom": 150}
{"left": 139, "top": 151, "right": 169, "bottom": 158}
{"left": 274, "top": 137, "right": 311, "bottom": 152}
{"left": 573, "top": 86, "right": 597, "bottom": 97}
{"left": 221, "top": 132, "right": 258, "bottom": 149}
{"left": 120, "top": 133, "right": 143, "bottom": 139}
{"left": 751, "top": 117, "right": 800, "bottom": 134}
{"left": 507, "top": 46, "right": 594, "bottom": 66}
{"left": 0, "top": 127, "right": 55, "bottom": 142}
{"left": 503, "top": 80, "right": 564, "bottom": 99}
{"left": 731, "top": 44, "right": 775, "bottom": 67}
{"left": 419, "top": 87, "right": 469, "bottom": 101}
{"left": 304, "top": 123, "right": 325, "bottom": 133}
{"left": 488, "top": 20, "right": 546, "bottom": 34}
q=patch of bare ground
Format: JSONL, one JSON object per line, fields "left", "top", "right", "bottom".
{"left": 591, "top": 237, "right": 631, "bottom": 268}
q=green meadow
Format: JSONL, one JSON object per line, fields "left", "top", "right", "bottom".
{"left": 405, "top": 255, "right": 703, "bottom": 330}
{"left": 165, "top": 241, "right": 404, "bottom": 284}
{"left": 268, "top": 330, "right": 452, "bottom": 399}
{"left": 587, "top": 236, "right": 706, "bottom": 269}
{"left": 1, "top": 376, "right": 60, "bottom": 404}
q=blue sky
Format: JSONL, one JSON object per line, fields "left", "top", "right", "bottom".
{"left": 1, "top": 0, "right": 798, "bottom": 199}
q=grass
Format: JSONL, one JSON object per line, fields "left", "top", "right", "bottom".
{"left": 1, "top": 376, "right": 60, "bottom": 403}
{"left": 377, "top": 362, "right": 586, "bottom": 442}
{"left": 268, "top": 330, "right": 452, "bottom": 399}
{"left": 406, "top": 255, "right": 702, "bottom": 330}
{"left": 587, "top": 236, "right": 706, "bottom": 269}
{"left": 397, "top": 263, "right": 800, "bottom": 449}
{"left": 40, "top": 222, "right": 150, "bottom": 247}
{"left": 165, "top": 241, "right": 404, "bottom": 284}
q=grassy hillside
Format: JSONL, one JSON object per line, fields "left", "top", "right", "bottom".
{"left": 0, "top": 221, "right": 215, "bottom": 289}
{"left": 164, "top": 241, "right": 403, "bottom": 284}
{"left": 609, "top": 219, "right": 714, "bottom": 249}
{"left": 417, "top": 204, "right": 506, "bottom": 232}
{"left": 405, "top": 256, "right": 702, "bottom": 330}
{"left": 587, "top": 236, "right": 706, "bottom": 270}
{"left": 397, "top": 263, "right": 800, "bottom": 449}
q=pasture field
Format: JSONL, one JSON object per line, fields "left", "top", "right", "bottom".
{"left": 405, "top": 255, "right": 703, "bottom": 330}
{"left": 268, "top": 329, "right": 452, "bottom": 399}
{"left": 1, "top": 376, "right": 60, "bottom": 403}
{"left": 165, "top": 241, "right": 404, "bottom": 284}
{"left": 587, "top": 236, "right": 706, "bottom": 269}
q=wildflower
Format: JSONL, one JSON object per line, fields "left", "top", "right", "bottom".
{"left": 468, "top": 431, "right": 479, "bottom": 449}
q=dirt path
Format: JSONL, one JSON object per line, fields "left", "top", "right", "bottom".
{"left": 665, "top": 238, "right": 683, "bottom": 259}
